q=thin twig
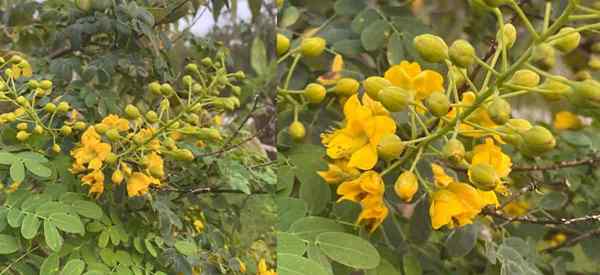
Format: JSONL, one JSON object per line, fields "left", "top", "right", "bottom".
{"left": 512, "top": 156, "right": 600, "bottom": 171}
{"left": 542, "top": 228, "right": 600, "bottom": 253}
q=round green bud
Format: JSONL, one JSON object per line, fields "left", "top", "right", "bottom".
{"left": 145, "top": 111, "right": 159, "bottom": 123}
{"left": 588, "top": 55, "right": 600, "bottom": 71}
{"left": 377, "top": 86, "right": 413, "bottom": 112}
{"left": 28, "top": 80, "right": 39, "bottom": 90}
{"left": 60, "top": 125, "right": 73, "bottom": 136}
{"left": 300, "top": 37, "right": 326, "bottom": 57}
{"left": 487, "top": 97, "right": 512, "bottom": 124}
{"left": 44, "top": 103, "right": 57, "bottom": 113}
{"left": 449, "top": 39, "right": 476, "bottom": 67}
{"left": 94, "top": 124, "right": 108, "bottom": 134}
{"left": 148, "top": 81, "right": 162, "bottom": 95}
{"left": 522, "top": 126, "right": 556, "bottom": 155}
{"left": 33, "top": 125, "right": 44, "bottom": 134}
{"left": 231, "top": 86, "right": 242, "bottom": 96}
{"left": 443, "top": 138, "right": 466, "bottom": 163}
{"left": 182, "top": 75, "right": 193, "bottom": 87}
{"left": 363, "top": 76, "right": 391, "bottom": 100}
{"left": 105, "top": 129, "right": 121, "bottom": 141}
{"left": 377, "top": 134, "right": 405, "bottom": 161}
{"left": 39, "top": 80, "right": 53, "bottom": 90}
{"left": 174, "top": 149, "right": 195, "bottom": 161}
{"left": 73, "top": 121, "right": 87, "bottom": 130}
{"left": 532, "top": 43, "right": 556, "bottom": 70}
{"left": 160, "top": 83, "right": 175, "bottom": 96}
{"left": 538, "top": 76, "right": 572, "bottom": 101}
{"left": 288, "top": 121, "right": 306, "bottom": 141}
{"left": 468, "top": 163, "right": 498, "bottom": 191}
{"left": 124, "top": 104, "right": 141, "bottom": 119}
{"left": 201, "top": 57, "right": 212, "bottom": 67}
{"left": 75, "top": 0, "right": 92, "bottom": 11}
{"left": 334, "top": 78, "right": 360, "bottom": 96}
{"left": 394, "top": 171, "right": 418, "bottom": 202}
{"left": 553, "top": 27, "right": 581, "bottom": 53}
{"left": 56, "top": 102, "right": 70, "bottom": 113}
{"left": 509, "top": 69, "right": 540, "bottom": 87}
{"left": 16, "top": 123, "right": 28, "bottom": 130}
{"left": 277, "top": 34, "right": 290, "bottom": 56}
{"left": 304, "top": 83, "right": 326, "bottom": 104}
{"left": 575, "top": 70, "right": 592, "bottom": 81}
{"left": 15, "top": 96, "right": 28, "bottom": 106}
{"left": 185, "top": 63, "right": 199, "bottom": 74}
{"left": 52, "top": 144, "right": 61, "bottom": 153}
{"left": 424, "top": 92, "right": 450, "bottom": 117}
{"left": 413, "top": 34, "right": 449, "bottom": 63}
{"left": 16, "top": 131, "right": 31, "bottom": 142}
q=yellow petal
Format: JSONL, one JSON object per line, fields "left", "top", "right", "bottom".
{"left": 348, "top": 144, "right": 378, "bottom": 170}
{"left": 430, "top": 190, "right": 465, "bottom": 229}
{"left": 554, "top": 111, "right": 583, "bottom": 130}
{"left": 325, "top": 131, "right": 368, "bottom": 159}
{"left": 364, "top": 115, "right": 397, "bottom": 146}
{"left": 413, "top": 70, "right": 444, "bottom": 100}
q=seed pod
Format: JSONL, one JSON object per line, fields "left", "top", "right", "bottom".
{"left": 424, "top": 92, "right": 450, "bottom": 117}
{"left": 468, "top": 163, "right": 498, "bottom": 191}
{"left": 288, "top": 121, "right": 306, "bottom": 141}
{"left": 300, "top": 37, "right": 326, "bottom": 57}
{"left": 16, "top": 131, "right": 30, "bottom": 142}
{"left": 413, "top": 34, "right": 449, "bottom": 63}
{"left": 377, "top": 86, "right": 413, "bottom": 112}
{"left": 487, "top": 97, "right": 511, "bottom": 124}
{"left": 277, "top": 34, "right": 290, "bottom": 56}
{"left": 443, "top": 138, "right": 466, "bottom": 163}
{"left": 394, "top": 171, "right": 418, "bottom": 202}
{"left": 509, "top": 69, "right": 540, "bottom": 87}
{"left": 124, "top": 104, "right": 141, "bottom": 119}
{"left": 553, "top": 27, "right": 581, "bottom": 53}
{"left": 532, "top": 43, "right": 556, "bottom": 70}
{"left": 521, "top": 126, "right": 556, "bottom": 155}
{"left": 377, "top": 134, "right": 405, "bottom": 161}
{"left": 334, "top": 78, "right": 360, "bottom": 96}
{"left": 112, "top": 170, "right": 124, "bottom": 185}
{"left": 363, "top": 76, "right": 391, "bottom": 100}
{"left": 304, "top": 83, "right": 326, "bottom": 104}
{"left": 449, "top": 39, "right": 476, "bottom": 67}
{"left": 497, "top": 23, "right": 517, "bottom": 49}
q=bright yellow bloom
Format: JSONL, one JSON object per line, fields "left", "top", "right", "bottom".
{"left": 134, "top": 128, "right": 160, "bottom": 150}
{"left": 322, "top": 94, "right": 396, "bottom": 170}
{"left": 71, "top": 127, "right": 112, "bottom": 171}
{"left": 318, "top": 54, "right": 344, "bottom": 86}
{"left": 143, "top": 152, "right": 165, "bottom": 178}
{"left": 431, "top": 163, "right": 454, "bottom": 188}
{"left": 356, "top": 195, "right": 389, "bottom": 232}
{"left": 553, "top": 111, "right": 583, "bottom": 130}
{"left": 9, "top": 60, "right": 32, "bottom": 79}
{"left": 336, "top": 171, "right": 388, "bottom": 232}
{"left": 100, "top": 115, "right": 130, "bottom": 132}
{"left": 257, "top": 258, "right": 276, "bottom": 275}
{"left": 430, "top": 181, "right": 498, "bottom": 229}
{"left": 81, "top": 170, "right": 105, "bottom": 197}
{"left": 193, "top": 219, "right": 204, "bottom": 233}
{"left": 384, "top": 61, "right": 444, "bottom": 101}
{"left": 447, "top": 92, "right": 499, "bottom": 139}
{"left": 317, "top": 159, "right": 360, "bottom": 184}
{"left": 126, "top": 172, "right": 160, "bottom": 197}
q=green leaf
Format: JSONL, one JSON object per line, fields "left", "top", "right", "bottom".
{"left": 277, "top": 197, "right": 308, "bottom": 231}
{"left": 10, "top": 160, "right": 25, "bottom": 182}
{"left": 49, "top": 213, "right": 84, "bottom": 234}
{"left": 361, "top": 20, "right": 391, "bottom": 52}
{"left": 387, "top": 32, "right": 405, "bottom": 65}
{"left": 251, "top": 37, "right": 268, "bottom": 76}
{"left": 280, "top": 6, "right": 300, "bottom": 28}
{"left": 332, "top": 39, "right": 364, "bottom": 57}
{"left": 560, "top": 131, "right": 591, "bottom": 147}
{"left": 445, "top": 223, "right": 479, "bottom": 257}
{"left": 0, "top": 234, "right": 19, "bottom": 254}
{"left": 402, "top": 254, "right": 422, "bottom": 275}
{"left": 334, "top": 0, "right": 367, "bottom": 16}
{"left": 351, "top": 9, "right": 381, "bottom": 34}
{"left": 21, "top": 214, "right": 41, "bottom": 240}
{"left": 316, "top": 232, "right": 380, "bottom": 269}
{"left": 24, "top": 160, "right": 52, "bottom": 178}
{"left": 277, "top": 253, "right": 330, "bottom": 275}
{"left": 40, "top": 253, "right": 60, "bottom": 275}
{"left": 366, "top": 258, "right": 402, "bottom": 275}
{"left": 539, "top": 192, "right": 568, "bottom": 210}
{"left": 410, "top": 197, "right": 432, "bottom": 244}
{"left": 306, "top": 244, "right": 334, "bottom": 275}
{"left": 289, "top": 216, "right": 347, "bottom": 242}
{"left": 18, "top": 152, "right": 49, "bottom": 163}
{"left": 288, "top": 144, "right": 330, "bottom": 214}
{"left": 7, "top": 208, "right": 24, "bottom": 228}
{"left": 0, "top": 152, "right": 14, "bottom": 165}
{"left": 71, "top": 200, "right": 103, "bottom": 219}
{"left": 278, "top": 232, "right": 307, "bottom": 255}
{"left": 174, "top": 240, "right": 197, "bottom": 256}
{"left": 44, "top": 221, "right": 63, "bottom": 252}
{"left": 61, "top": 259, "right": 85, "bottom": 275}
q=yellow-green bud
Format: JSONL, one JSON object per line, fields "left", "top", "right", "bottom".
{"left": 334, "top": 78, "right": 360, "bottom": 96}
{"left": 174, "top": 149, "right": 195, "bottom": 161}
{"left": 378, "top": 86, "right": 413, "bottom": 112}
{"left": 304, "top": 83, "right": 326, "bottom": 104}
{"left": 498, "top": 118, "right": 532, "bottom": 146}
{"left": 538, "top": 76, "right": 571, "bottom": 101}
{"left": 394, "top": 171, "right": 418, "bottom": 202}
{"left": 424, "top": 92, "right": 450, "bottom": 117}
{"left": 16, "top": 131, "right": 31, "bottom": 142}
{"left": 195, "top": 128, "right": 222, "bottom": 140}
{"left": 56, "top": 102, "right": 70, "bottom": 113}
{"left": 449, "top": 66, "right": 467, "bottom": 88}
{"left": 575, "top": 70, "right": 592, "bottom": 81}
{"left": 468, "top": 163, "right": 498, "bottom": 191}
{"left": 73, "top": 121, "right": 86, "bottom": 130}
{"left": 449, "top": 39, "right": 476, "bottom": 67}
{"left": 522, "top": 126, "right": 556, "bottom": 155}
{"left": 112, "top": 170, "right": 124, "bottom": 185}
{"left": 33, "top": 125, "right": 44, "bottom": 134}
{"left": 487, "top": 97, "right": 511, "bottom": 124}
{"left": 28, "top": 80, "right": 39, "bottom": 89}
{"left": 498, "top": 23, "right": 517, "bottom": 49}
{"left": 185, "top": 63, "right": 199, "bottom": 74}
{"left": 201, "top": 57, "right": 212, "bottom": 67}
{"left": 300, "top": 37, "right": 326, "bottom": 57}
{"left": 413, "top": 34, "right": 449, "bottom": 63}
{"left": 377, "top": 134, "right": 405, "bottom": 161}
{"left": 60, "top": 125, "right": 73, "bottom": 136}
{"left": 145, "top": 111, "right": 159, "bottom": 123}
{"left": 288, "top": 121, "right": 306, "bottom": 141}
{"left": 124, "top": 104, "right": 141, "bottom": 119}
{"left": 160, "top": 83, "right": 175, "bottom": 96}
{"left": 277, "top": 34, "right": 290, "bottom": 56}
{"left": 39, "top": 80, "right": 53, "bottom": 90}
{"left": 509, "top": 69, "right": 540, "bottom": 87}
{"left": 105, "top": 129, "right": 121, "bottom": 141}
{"left": 16, "top": 96, "right": 29, "bottom": 106}
{"left": 75, "top": 0, "right": 92, "bottom": 11}
{"left": 231, "top": 86, "right": 242, "bottom": 96}
{"left": 192, "top": 83, "right": 204, "bottom": 94}
{"left": 16, "top": 123, "right": 28, "bottom": 130}
{"left": 52, "top": 144, "right": 61, "bottom": 153}
{"left": 105, "top": 153, "right": 117, "bottom": 164}
{"left": 443, "top": 138, "right": 465, "bottom": 163}
{"left": 148, "top": 81, "right": 162, "bottom": 95}
{"left": 94, "top": 124, "right": 108, "bottom": 134}
{"left": 8, "top": 55, "right": 22, "bottom": 64}
{"left": 532, "top": 43, "right": 556, "bottom": 69}
{"left": 44, "top": 103, "right": 57, "bottom": 113}
{"left": 182, "top": 75, "right": 193, "bottom": 87}
{"left": 233, "top": 71, "right": 246, "bottom": 79}
{"left": 363, "top": 77, "right": 391, "bottom": 100}
{"left": 553, "top": 27, "right": 581, "bottom": 53}
{"left": 588, "top": 55, "right": 600, "bottom": 71}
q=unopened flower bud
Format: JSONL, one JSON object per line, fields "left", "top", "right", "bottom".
{"left": 112, "top": 170, "right": 124, "bottom": 185}
{"left": 277, "top": 34, "right": 290, "bottom": 56}
{"left": 521, "top": 126, "right": 556, "bottom": 155}
{"left": 60, "top": 125, "right": 72, "bottom": 136}
{"left": 94, "top": 124, "right": 108, "bottom": 134}
{"left": 394, "top": 171, "right": 418, "bottom": 202}
{"left": 532, "top": 43, "right": 556, "bottom": 69}
{"left": 588, "top": 55, "right": 600, "bottom": 71}
{"left": 185, "top": 63, "right": 199, "bottom": 74}
{"left": 182, "top": 75, "right": 193, "bottom": 87}
{"left": 509, "top": 69, "right": 540, "bottom": 87}
{"left": 16, "top": 131, "right": 30, "bottom": 141}
{"left": 468, "top": 163, "right": 499, "bottom": 191}
{"left": 44, "top": 103, "right": 57, "bottom": 113}
{"left": 304, "top": 83, "right": 326, "bottom": 104}
{"left": 414, "top": 34, "right": 449, "bottom": 63}
{"left": 553, "top": 27, "right": 581, "bottom": 53}
{"left": 52, "top": 144, "right": 61, "bottom": 153}
{"left": 33, "top": 125, "right": 44, "bottom": 134}
{"left": 16, "top": 123, "right": 28, "bottom": 130}
{"left": 378, "top": 86, "right": 413, "bottom": 112}
{"left": 498, "top": 23, "right": 517, "bottom": 49}
{"left": 124, "top": 104, "right": 141, "bottom": 119}
{"left": 288, "top": 121, "right": 306, "bottom": 141}
{"left": 174, "top": 149, "right": 195, "bottom": 161}
{"left": 538, "top": 77, "right": 571, "bottom": 101}
{"left": 487, "top": 97, "right": 511, "bottom": 124}
{"left": 105, "top": 129, "right": 121, "bottom": 141}
{"left": 160, "top": 83, "right": 175, "bottom": 96}
{"left": 449, "top": 39, "right": 475, "bottom": 67}
{"left": 39, "top": 80, "right": 53, "bottom": 90}
{"left": 300, "top": 37, "right": 326, "bottom": 57}
{"left": 424, "top": 92, "right": 450, "bottom": 117}
{"left": 377, "top": 134, "right": 405, "bottom": 161}
{"left": 73, "top": 121, "right": 87, "bottom": 130}
{"left": 145, "top": 111, "right": 159, "bottom": 123}
{"left": 56, "top": 102, "right": 70, "bottom": 113}
{"left": 334, "top": 78, "right": 360, "bottom": 96}
{"left": 363, "top": 77, "right": 391, "bottom": 100}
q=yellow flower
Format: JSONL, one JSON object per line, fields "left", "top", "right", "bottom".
{"left": 317, "top": 54, "right": 344, "bottom": 86}
{"left": 322, "top": 94, "right": 396, "bottom": 170}
{"left": 81, "top": 170, "right": 105, "bottom": 197}
{"left": 257, "top": 258, "right": 276, "bottom": 275}
{"left": 143, "top": 152, "right": 165, "bottom": 178}
{"left": 384, "top": 61, "right": 444, "bottom": 101}
{"left": 553, "top": 111, "right": 583, "bottom": 130}
{"left": 134, "top": 128, "right": 160, "bottom": 150}
{"left": 447, "top": 92, "right": 499, "bottom": 139}
{"left": 357, "top": 195, "right": 389, "bottom": 233}
{"left": 430, "top": 181, "right": 498, "bottom": 229}
{"left": 9, "top": 60, "right": 32, "bottom": 79}
{"left": 470, "top": 138, "right": 512, "bottom": 195}
{"left": 431, "top": 163, "right": 454, "bottom": 188}
{"left": 126, "top": 172, "right": 160, "bottom": 197}
{"left": 71, "top": 128, "right": 112, "bottom": 171}
{"left": 502, "top": 200, "right": 529, "bottom": 217}
{"left": 336, "top": 171, "right": 388, "bottom": 232}
{"left": 213, "top": 115, "right": 223, "bottom": 126}
{"left": 193, "top": 219, "right": 204, "bottom": 233}
{"left": 317, "top": 159, "right": 360, "bottom": 184}
{"left": 100, "top": 115, "right": 130, "bottom": 132}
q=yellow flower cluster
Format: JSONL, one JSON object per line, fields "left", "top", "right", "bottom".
{"left": 257, "top": 258, "right": 276, "bottom": 275}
